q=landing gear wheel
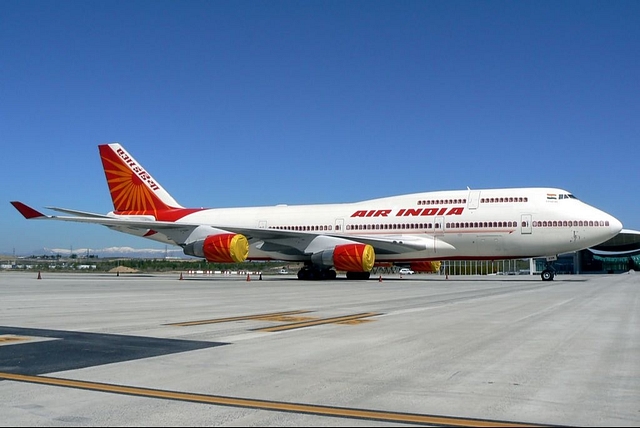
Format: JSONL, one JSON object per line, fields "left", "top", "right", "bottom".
{"left": 297, "top": 266, "right": 337, "bottom": 281}
{"left": 541, "top": 269, "right": 555, "bottom": 281}
{"left": 346, "top": 271, "right": 371, "bottom": 280}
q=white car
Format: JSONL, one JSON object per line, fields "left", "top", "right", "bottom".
{"left": 399, "top": 268, "right": 415, "bottom": 275}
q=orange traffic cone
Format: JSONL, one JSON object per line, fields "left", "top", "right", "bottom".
{"left": 37, "top": 271, "right": 41, "bottom": 280}
{"left": 179, "top": 272, "right": 183, "bottom": 280}
{"left": 379, "top": 275, "right": 382, "bottom": 282}
{"left": 246, "top": 274, "right": 251, "bottom": 282}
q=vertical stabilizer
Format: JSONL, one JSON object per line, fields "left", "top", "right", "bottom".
{"left": 99, "top": 143, "right": 183, "bottom": 215}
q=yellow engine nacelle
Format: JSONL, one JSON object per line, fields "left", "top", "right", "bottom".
{"left": 312, "top": 243, "right": 375, "bottom": 272}
{"left": 183, "top": 233, "right": 249, "bottom": 263}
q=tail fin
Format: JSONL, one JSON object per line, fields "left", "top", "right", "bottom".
{"left": 99, "top": 143, "right": 183, "bottom": 215}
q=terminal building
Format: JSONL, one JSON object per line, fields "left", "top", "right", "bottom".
{"left": 439, "top": 229, "right": 640, "bottom": 277}
{"left": 532, "top": 228, "right": 640, "bottom": 275}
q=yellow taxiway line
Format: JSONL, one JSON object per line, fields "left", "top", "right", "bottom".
{"left": 0, "top": 372, "right": 548, "bottom": 427}
{"left": 166, "top": 310, "right": 312, "bottom": 326}
{"left": 255, "top": 312, "right": 381, "bottom": 332}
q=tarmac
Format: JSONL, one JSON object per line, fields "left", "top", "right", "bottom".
{"left": 0, "top": 270, "right": 638, "bottom": 427}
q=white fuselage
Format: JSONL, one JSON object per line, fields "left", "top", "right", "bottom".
{"left": 123, "top": 187, "right": 622, "bottom": 263}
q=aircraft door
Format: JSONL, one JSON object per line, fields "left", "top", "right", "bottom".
{"left": 433, "top": 216, "right": 445, "bottom": 236}
{"left": 521, "top": 214, "right": 532, "bottom": 235}
{"left": 468, "top": 190, "right": 481, "bottom": 210}
{"left": 334, "top": 218, "right": 344, "bottom": 234}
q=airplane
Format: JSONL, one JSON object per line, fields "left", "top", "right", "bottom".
{"left": 11, "top": 143, "right": 623, "bottom": 281}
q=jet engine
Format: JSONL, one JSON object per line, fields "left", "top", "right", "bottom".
{"left": 311, "top": 243, "right": 375, "bottom": 272}
{"left": 183, "top": 233, "right": 249, "bottom": 263}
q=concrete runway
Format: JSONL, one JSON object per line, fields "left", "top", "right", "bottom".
{"left": 0, "top": 270, "right": 638, "bottom": 427}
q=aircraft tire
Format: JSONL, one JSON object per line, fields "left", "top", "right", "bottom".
{"left": 346, "top": 271, "right": 371, "bottom": 280}
{"left": 541, "top": 270, "right": 554, "bottom": 281}
{"left": 297, "top": 267, "right": 337, "bottom": 281}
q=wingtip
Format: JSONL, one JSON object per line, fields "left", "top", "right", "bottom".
{"left": 10, "top": 201, "right": 47, "bottom": 219}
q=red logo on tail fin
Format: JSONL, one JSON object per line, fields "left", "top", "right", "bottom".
{"left": 99, "top": 144, "right": 174, "bottom": 215}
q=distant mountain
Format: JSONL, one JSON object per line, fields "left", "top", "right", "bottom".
{"left": 22, "top": 246, "right": 191, "bottom": 259}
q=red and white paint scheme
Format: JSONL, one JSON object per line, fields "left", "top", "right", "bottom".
{"left": 11, "top": 143, "right": 622, "bottom": 281}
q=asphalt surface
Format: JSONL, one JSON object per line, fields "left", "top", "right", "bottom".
{"left": 0, "top": 270, "right": 638, "bottom": 426}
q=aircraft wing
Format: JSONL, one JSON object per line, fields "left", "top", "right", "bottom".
{"left": 11, "top": 202, "right": 325, "bottom": 251}
{"left": 12, "top": 202, "right": 169, "bottom": 227}
{"left": 342, "top": 233, "right": 456, "bottom": 254}
{"left": 10, "top": 201, "right": 200, "bottom": 244}
{"left": 45, "top": 206, "right": 115, "bottom": 218}
{"left": 220, "top": 225, "right": 456, "bottom": 256}
{"left": 11, "top": 201, "right": 455, "bottom": 257}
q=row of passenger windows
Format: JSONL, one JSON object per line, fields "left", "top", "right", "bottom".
{"left": 270, "top": 222, "right": 517, "bottom": 232}
{"left": 417, "top": 196, "right": 529, "bottom": 205}
{"left": 272, "top": 225, "right": 335, "bottom": 231}
{"left": 347, "top": 223, "right": 442, "bottom": 230}
{"left": 480, "top": 197, "right": 528, "bottom": 203}
{"left": 447, "top": 221, "right": 518, "bottom": 229}
{"left": 418, "top": 199, "right": 466, "bottom": 205}
{"left": 534, "top": 220, "right": 610, "bottom": 227}
{"left": 268, "top": 219, "right": 611, "bottom": 232}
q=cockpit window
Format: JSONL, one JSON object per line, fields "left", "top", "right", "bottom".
{"left": 559, "top": 194, "right": 578, "bottom": 200}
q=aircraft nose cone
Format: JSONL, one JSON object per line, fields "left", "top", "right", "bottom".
{"left": 609, "top": 216, "right": 623, "bottom": 235}
{"left": 588, "top": 208, "right": 624, "bottom": 247}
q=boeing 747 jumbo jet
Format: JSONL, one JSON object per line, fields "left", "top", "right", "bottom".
{"left": 11, "top": 143, "right": 622, "bottom": 281}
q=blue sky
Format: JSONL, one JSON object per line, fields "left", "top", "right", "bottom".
{"left": 2, "top": 0, "right": 638, "bottom": 255}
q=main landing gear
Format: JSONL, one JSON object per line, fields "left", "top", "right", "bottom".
{"left": 297, "top": 265, "right": 337, "bottom": 280}
{"left": 345, "top": 271, "right": 371, "bottom": 280}
{"left": 296, "top": 264, "right": 371, "bottom": 280}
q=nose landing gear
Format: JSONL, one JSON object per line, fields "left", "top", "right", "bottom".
{"left": 541, "top": 269, "right": 555, "bottom": 281}
{"left": 541, "top": 256, "right": 557, "bottom": 281}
